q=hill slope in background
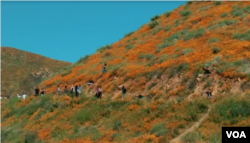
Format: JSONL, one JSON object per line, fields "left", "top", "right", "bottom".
{"left": 1, "top": 47, "right": 71, "bottom": 96}
{"left": 1, "top": 1, "right": 250, "bottom": 143}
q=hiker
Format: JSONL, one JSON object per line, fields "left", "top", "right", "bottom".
{"left": 35, "top": 86, "right": 40, "bottom": 96}
{"left": 78, "top": 84, "right": 82, "bottom": 95}
{"left": 86, "top": 80, "right": 94, "bottom": 86}
{"left": 95, "top": 86, "right": 102, "bottom": 99}
{"left": 40, "top": 88, "right": 45, "bottom": 96}
{"left": 122, "top": 86, "right": 127, "bottom": 99}
{"left": 102, "top": 63, "right": 107, "bottom": 75}
{"left": 64, "top": 85, "right": 68, "bottom": 94}
{"left": 57, "top": 85, "right": 61, "bottom": 95}
{"left": 71, "top": 85, "right": 74, "bottom": 97}
{"left": 17, "top": 94, "right": 22, "bottom": 99}
{"left": 205, "top": 89, "right": 212, "bottom": 99}
{"left": 22, "top": 93, "right": 27, "bottom": 100}
{"left": 75, "top": 85, "right": 79, "bottom": 97}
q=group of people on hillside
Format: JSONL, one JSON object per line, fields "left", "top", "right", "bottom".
{"left": 56, "top": 84, "right": 83, "bottom": 97}
{"left": 4, "top": 62, "right": 213, "bottom": 101}
{"left": 35, "top": 86, "right": 46, "bottom": 97}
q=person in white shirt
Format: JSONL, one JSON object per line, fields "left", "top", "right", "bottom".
{"left": 57, "top": 85, "right": 61, "bottom": 95}
{"left": 17, "top": 94, "right": 22, "bottom": 99}
{"left": 22, "top": 93, "right": 27, "bottom": 100}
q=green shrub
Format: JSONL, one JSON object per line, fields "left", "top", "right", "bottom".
{"left": 182, "top": 49, "right": 193, "bottom": 55}
{"left": 77, "top": 55, "right": 89, "bottom": 64}
{"left": 208, "top": 38, "right": 220, "bottom": 44}
{"left": 241, "top": 14, "right": 248, "bottom": 20}
{"left": 181, "top": 132, "right": 199, "bottom": 143}
{"left": 150, "top": 122, "right": 168, "bottom": 137}
{"left": 113, "top": 120, "right": 122, "bottom": 131}
{"left": 185, "top": 100, "right": 209, "bottom": 122}
{"left": 233, "top": 31, "right": 250, "bottom": 41}
{"left": 75, "top": 108, "right": 93, "bottom": 124}
{"left": 61, "top": 70, "right": 72, "bottom": 77}
{"left": 148, "top": 82, "right": 157, "bottom": 90}
{"left": 243, "top": 5, "right": 250, "bottom": 13}
{"left": 220, "top": 12, "right": 228, "bottom": 18}
{"left": 164, "top": 25, "right": 171, "bottom": 32}
{"left": 125, "top": 44, "right": 135, "bottom": 50}
{"left": 157, "top": 41, "right": 175, "bottom": 52}
{"left": 97, "top": 44, "right": 112, "bottom": 52}
{"left": 164, "top": 11, "right": 172, "bottom": 17}
{"left": 180, "top": 9, "right": 192, "bottom": 17}
{"left": 214, "top": 1, "right": 222, "bottom": 5}
{"left": 212, "top": 47, "right": 221, "bottom": 54}
{"left": 82, "top": 126, "right": 101, "bottom": 141}
{"left": 145, "top": 54, "right": 153, "bottom": 60}
{"left": 210, "top": 97, "right": 250, "bottom": 123}
{"left": 153, "top": 27, "right": 163, "bottom": 35}
{"left": 231, "top": 6, "right": 244, "bottom": 17}
{"left": 24, "top": 131, "right": 38, "bottom": 143}
{"left": 148, "top": 21, "right": 159, "bottom": 29}
{"left": 184, "top": 28, "right": 205, "bottom": 41}
{"left": 124, "top": 31, "right": 134, "bottom": 37}
{"left": 208, "top": 19, "right": 238, "bottom": 30}
{"left": 138, "top": 54, "right": 153, "bottom": 60}
{"left": 176, "top": 62, "right": 189, "bottom": 73}
{"left": 151, "top": 15, "right": 160, "bottom": 21}
{"left": 224, "top": 19, "right": 238, "bottom": 25}
{"left": 166, "top": 32, "right": 182, "bottom": 41}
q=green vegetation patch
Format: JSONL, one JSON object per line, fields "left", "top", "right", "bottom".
{"left": 184, "top": 28, "right": 205, "bottom": 41}
{"left": 231, "top": 5, "right": 244, "bottom": 17}
{"left": 150, "top": 122, "right": 168, "bottom": 137}
{"left": 179, "top": 9, "right": 192, "bottom": 17}
{"left": 148, "top": 21, "right": 159, "bottom": 29}
{"left": 233, "top": 30, "right": 250, "bottom": 41}
{"left": 210, "top": 97, "right": 250, "bottom": 124}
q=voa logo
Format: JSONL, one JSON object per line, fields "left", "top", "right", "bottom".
{"left": 226, "top": 131, "right": 246, "bottom": 138}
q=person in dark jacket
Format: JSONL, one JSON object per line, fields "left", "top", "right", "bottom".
{"left": 102, "top": 63, "right": 107, "bottom": 75}
{"left": 64, "top": 85, "right": 68, "bottom": 94}
{"left": 35, "top": 86, "right": 40, "bottom": 96}
{"left": 75, "top": 85, "right": 79, "bottom": 97}
{"left": 122, "top": 86, "right": 127, "bottom": 99}
{"left": 205, "top": 89, "right": 212, "bottom": 99}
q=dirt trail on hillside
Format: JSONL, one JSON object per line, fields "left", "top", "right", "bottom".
{"left": 170, "top": 107, "right": 211, "bottom": 143}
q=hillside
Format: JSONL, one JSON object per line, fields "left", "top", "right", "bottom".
{"left": 1, "top": 47, "right": 71, "bottom": 96}
{"left": 1, "top": 1, "right": 250, "bottom": 143}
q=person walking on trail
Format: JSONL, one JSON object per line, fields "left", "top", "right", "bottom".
{"left": 75, "top": 85, "right": 79, "bottom": 97}
{"left": 102, "top": 63, "right": 107, "bottom": 75}
{"left": 95, "top": 86, "right": 102, "bottom": 99}
{"left": 205, "top": 89, "right": 212, "bottom": 99}
{"left": 64, "top": 85, "right": 68, "bottom": 94}
{"left": 57, "top": 85, "right": 61, "bottom": 95}
{"left": 40, "top": 88, "right": 45, "bottom": 96}
{"left": 122, "top": 85, "right": 127, "bottom": 99}
{"left": 35, "top": 86, "right": 40, "bottom": 96}
{"left": 78, "top": 84, "right": 82, "bottom": 96}
{"left": 71, "top": 85, "right": 74, "bottom": 97}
